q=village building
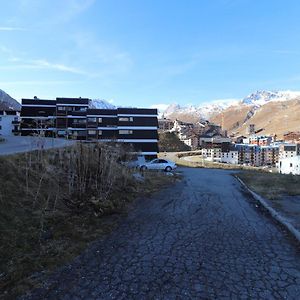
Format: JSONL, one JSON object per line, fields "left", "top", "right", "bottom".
{"left": 277, "top": 156, "right": 300, "bottom": 175}
{"left": 0, "top": 110, "right": 20, "bottom": 136}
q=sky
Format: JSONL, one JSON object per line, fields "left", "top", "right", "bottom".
{"left": 1, "top": 0, "right": 300, "bottom": 109}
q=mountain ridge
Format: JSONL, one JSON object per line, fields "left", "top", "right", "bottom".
{"left": 0, "top": 89, "right": 21, "bottom": 110}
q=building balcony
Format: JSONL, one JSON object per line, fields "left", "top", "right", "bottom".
{"left": 87, "top": 122, "right": 98, "bottom": 128}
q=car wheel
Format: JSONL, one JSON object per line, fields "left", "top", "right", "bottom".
{"left": 165, "top": 166, "right": 172, "bottom": 172}
{"left": 140, "top": 165, "right": 147, "bottom": 171}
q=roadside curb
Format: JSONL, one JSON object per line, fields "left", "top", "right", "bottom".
{"left": 236, "top": 176, "right": 300, "bottom": 243}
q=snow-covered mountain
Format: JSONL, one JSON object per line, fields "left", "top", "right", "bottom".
{"left": 0, "top": 89, "right": 21, "bottom": 110}
{"left": 89, "top": 99, "right": 116, "bottom": 109}
{"left": 162, "top": 99, "right": 239, "bottom": 121}
{"left": 162, "top": 90, "right": 300, "bottom": 122}
{"left": 242, "top": 90, "right": 300, "bottom": 106}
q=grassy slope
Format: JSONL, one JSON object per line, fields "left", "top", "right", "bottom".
{"left": 0, "top": 147, "right": 179, "bottom": 299}
{"left": 237, "top": 171, "right": 300, "bottom": 199}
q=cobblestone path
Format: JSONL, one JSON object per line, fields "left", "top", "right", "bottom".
{"left": 23, "top": 168, "right": 300, "bottom": 299}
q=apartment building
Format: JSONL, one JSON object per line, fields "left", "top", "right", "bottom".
{"left": 199, "top": 136, "right": 231, "bottom": 153}
{"left": 243, "top": 135, "right": 273, "bottom": 146}
{"left": 201, "top": 147, "right": 222, "bottom": 162}
{"left": 260, "top": 145, "right": 279, "bottom": 166}
{"left": 0, "top": 110, "right": 20, "bottom": 136}
{"left": 158, "top": 118, "right": 174, "bottom": 132}
{"left": 20, "top": 97, "right": 159, "bottom": 158}
{"left": 235, "top": 144, "right": 279, "bottom": 167}
{"left": 221, "top": 150, "right": 239, "bottom": 164}
{"left": 279, "top": 143, "right": 300, "bottom": 159}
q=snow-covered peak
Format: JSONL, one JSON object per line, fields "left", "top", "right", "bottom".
{"left": 242, "top": 90, "right": 300, "bottom": 106}
{"left": 163, "top": 98, "right": 239, "bottom": 120}
{"left": 161, "top": 89, "right": 300, "bottom": 122}
{"left": 89, "top": 99, "right": 116, "bottom": 109}
{"left": 164, "top": 103, "right": 181, "bottom": 115}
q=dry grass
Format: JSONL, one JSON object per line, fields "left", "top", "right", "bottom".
{"left": 0, "top": 144, "right": 178, "bottom": 299}
{"left": 237, "top": 171, "right": 300, "bottom": 199}
{"left": 211, "top": 98, "right": 300, "bottom": 138}
{"left": 168, "top": 153, "right": 262, "bottom": 171}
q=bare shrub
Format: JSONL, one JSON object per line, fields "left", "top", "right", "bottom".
{"left": 54, "top": 143, "right": 135, "bottom": 214}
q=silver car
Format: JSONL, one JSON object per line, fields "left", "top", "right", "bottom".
{"left": 139, "top": 158, "right": 177, "bottom": 172}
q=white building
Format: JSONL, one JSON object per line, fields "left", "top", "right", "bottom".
{"left": 221, "top": 151, "right": 239, "bottom": 164}
{"left": 182, "top": 136, "right": 198, "bottom": 149}
{"left": 277, "top": 156, "right": 300, "bottom": 175}
{"left": 0, "top": 110, "right": 20, "bottom": 136}
{"left": 201, "top": 148, "right": 222, "bottom": 162}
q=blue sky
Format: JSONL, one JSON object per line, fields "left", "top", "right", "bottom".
{"left": 1, "top": 0, "right": 300, "bottom": 109}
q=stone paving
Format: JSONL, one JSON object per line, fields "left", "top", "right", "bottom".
{"left": 22, "top": 168, "right": 300, "bottom": 299}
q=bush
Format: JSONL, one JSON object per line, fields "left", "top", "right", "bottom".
{"left": 0, "top": 143, "right": 136, "bottom": 296}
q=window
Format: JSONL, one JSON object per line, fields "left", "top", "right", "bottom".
{"left": 88, "top": 130, "right": 97, "bottom": 135}
{"left": 151, "top": 159, "right": 159, "bottom": 164}
{"left": 87, "top": 117, "right": 97, "bottom": 122}
{"left": 98, "top": 130, "right": 102, "bottom": 135}
{"left": 0, "top": 117, "right": 2, "bottom": 121}
{"left": 158, "top": 159, "right": 168, "bottom": 163}
{"left": 0, "top": 125, "right": 2, "bottom": 130}
{"left": 57, "top": 106, "right": 65, "bottom": 111}
{"left": 119, "top": 117, "right": 133, "bottom": 122}
{"left": 73, "top": 119, "right": 86, "bottom": 124}
{"left": 98, "top": 117, "right": 102, "bottom": 123}
{"left": 290, "top": 163, "right": 293, "bottom": 167}
{"left": 119, "top": 130, "right": 133, "bottom": 134}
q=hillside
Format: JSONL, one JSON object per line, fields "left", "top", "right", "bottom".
{"left": 163, "top": 91, "right": 300, "bottom": 137}
{"left": 158, "top": 132, "right": 191, "bottom": 152}
{"left": 211, "top": 98, "right": 300, "bottom": 137}
{"left": 0, "top": 89, "right": 21, "bottom": 110}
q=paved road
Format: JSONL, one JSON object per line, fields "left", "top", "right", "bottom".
{"left": 23, "top": 168, "right": 300, "bottom": 299}
{"left": 0, "top": 136, "right": 74, "bottom": 156}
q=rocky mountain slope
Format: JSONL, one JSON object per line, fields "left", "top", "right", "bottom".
{"left": 211, "top": 98, "right": 300, "bottom": 138}
{"left": 163, "top": 91, "right": 300, "bottom": 137}
{"left": 0, "top": 89, "right": 21, "bottom": 110}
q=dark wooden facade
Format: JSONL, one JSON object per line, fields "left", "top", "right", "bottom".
{"left": 20, "top": 97, "right": 158, "bottom": 157}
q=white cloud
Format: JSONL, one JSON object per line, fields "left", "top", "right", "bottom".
{"left": 0, "top": 58, "right": 88, "bottom": 75}
{"left": 0, "top": 27, "right": 25, "bottom": 31}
